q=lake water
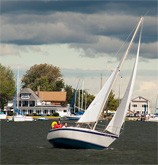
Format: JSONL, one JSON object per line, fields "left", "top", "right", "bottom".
{"left": 1, "top": 120, "right": 157, "bottom": 164}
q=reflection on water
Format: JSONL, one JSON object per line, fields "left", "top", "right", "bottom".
{"left": 1, "top": 120, "right": 157, "bottom": 164}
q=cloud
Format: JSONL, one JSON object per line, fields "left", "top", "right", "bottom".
{"left": 1, "top": 1, "right": 157, "bottom": 16}
{"left": 0, "top": 44, "right": 48, "bottom": 57}
{"left": 0, "top": 44, "right": 20, "bottom": 56}
{"left": 139, "top": 81, "right": 157, "bottom": 91}
{"left": 0, "top": 1, "right": 157, "bottom": 60}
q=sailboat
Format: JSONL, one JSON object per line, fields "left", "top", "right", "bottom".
{"left": 47, "top": 17, "right": 144, "bottom": 149}
{"left": 0, "top": 111, "right": 7, "bottom": 120}
{"left": 66, "top": 80, "right": 85, "bottom": 120}
{"left": 147, "top": 95, "right": 158, "bottom": 122}
{"left": 13, "top": 68, "right": 33, "bottom": 122}
{"left": 13, "top": 68, "right": 26, "bottom": 122}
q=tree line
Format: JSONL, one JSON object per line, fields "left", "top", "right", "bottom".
{"left": 0, "top": 63, "right": 118, "bottom": 111}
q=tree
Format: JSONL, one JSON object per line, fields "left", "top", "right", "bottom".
{"left": 105, "top": 90, "right": 119, "bottom": 111}
{"left": 64, "top": 84, "right": 75, "bottom": 105}
{"left": 21, "top": 64, "right": 64, "bottom": 91}
{"left": 64, "top": 86, "right": 95, "bottom": 111}
{"left": 0, "top": 64, "right": 15, "bottom": 110}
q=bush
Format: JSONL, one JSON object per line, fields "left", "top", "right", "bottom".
{"left": 53, "top": 112, "right": 59, "bottom": 117}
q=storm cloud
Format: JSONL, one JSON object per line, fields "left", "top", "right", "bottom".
{"left": 0, "top": 0, "right": 157, "bottom": 59}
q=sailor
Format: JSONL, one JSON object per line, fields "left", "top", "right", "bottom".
{"left": 62, "top": 122, "right": 68, "bottom": 128}
{"left": 57, "top": 121, "right": 62, "bottom": 128}
{"left": 53, "top": 121, "right": 62, "bottom": 129}
{"left": 51, "top": 121, "right": 57, "bottom": 129}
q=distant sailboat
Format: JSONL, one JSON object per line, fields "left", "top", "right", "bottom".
{"left": 13, "top": 68, "right": 33, "bottom": 122}
{"left": 0, "top": 112, "right": 7, "bottom": 120}
{"left": 47, "top": 17, "right": 144, "bottom": 149}
{"left": 147, "top": 95, "right": 158, "bottom": 122}
{"left": 13, "top": 67, "right": 25, "bottom": 122}
{"left": 66, "top": 80, "right": 84, "bottom": 120}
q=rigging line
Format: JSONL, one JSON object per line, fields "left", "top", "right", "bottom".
{"left": 114, "top": 19, "right": 139, "bottom": 58}
{"left": 143, "top": 9, "right": 151, "bottom": 17}
{"left": 108, "top": 17, "right": 141, "bottom": 71}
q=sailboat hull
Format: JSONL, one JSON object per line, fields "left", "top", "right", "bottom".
{"left": 47, "top": 127, "right": 118, "bottom": 149}
{"left": 65, "top": 115, "right": 81, "bottom": 120}
{"left": 0, "top": 114, "right": 7, "bottom": 120}
{"left": 13, "top": 115, "right": 25, "bottom": 122}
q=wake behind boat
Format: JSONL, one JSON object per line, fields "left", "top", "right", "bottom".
{"left": 47, "top": 17, "right": 144, "bottom": 149}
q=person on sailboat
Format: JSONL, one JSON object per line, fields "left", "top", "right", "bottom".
{"left": 51, "top": 121, "right": 57, "bottom": 129}
{"left": 62, "top": 122, "right": 68, "bottom": 128}
{"left": 54, "top": 121, "right": 62, "bottom": 128}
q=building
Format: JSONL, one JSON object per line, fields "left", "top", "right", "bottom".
{"left": 129, "top": 96, "right": 151, "bottom": 115}
{"left": 5, "top": 88, "right": 68, "bottom": 117}
{"left": 37, "top": 91, "right": 67, "bottom": 106}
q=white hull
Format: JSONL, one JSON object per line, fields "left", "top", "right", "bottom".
{"left": 65, "top": 115, "right": 81, "bottom": 120}
{"left": 147, "top": 117, "right": 158, "bottom": 122}
{"left": 47, "top": 127, "right": 118, "bottom": 149}
{"left": 38, "top": 117, "right": 48, "bottom": 121}
{"left": 13, "top": 115, "right": 25, "bottom": 122}
{"left": 25, "top": 116, "right": 34, "bottom": 121}
{"left": 0, "top": 114, "right": 7, "bottom": 120}
{"left": 13, "top": 115, "right": 34, "bottom": 122}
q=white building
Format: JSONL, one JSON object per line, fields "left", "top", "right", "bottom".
{"left": 129, "top": 96, "right": 151, "bottom": 115}
{"left": 5, "top": 88, "right": 68, "bottom": 117}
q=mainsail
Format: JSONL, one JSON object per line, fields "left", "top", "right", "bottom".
{"left": 105, "top": 18, "right": 143, "bottom": 135}
{"left": 77, "top": 17, "right": 143, "bottom": 126}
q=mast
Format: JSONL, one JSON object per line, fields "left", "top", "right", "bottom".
{"left": 105, "top": 17, "right": 143, "bottom": 135}
{"left": 100, "top": 73, "right": 102, "bottom": 90}
{"left": 16, "top": 67, "right": 19, "bottom": 110}
{"left": 81, "top": 80, "right": 84, "bottom": 110}
{"left": 78, "top": 87, "right": 80, "bottom": 111}
{"left": 74, "top": 79, "right": 80, "bottom": 113}
{"left": 92, "top": 17, "right": 143, "bottom": 130}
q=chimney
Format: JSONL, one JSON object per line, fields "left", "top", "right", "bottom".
{"left": 37, "top": 86, "right": 40, "bottom": 96}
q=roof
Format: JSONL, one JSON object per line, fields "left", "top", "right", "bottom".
{"left": 131, "top": 96, "right": 149, "bottom": 102}
{"left": 19, "top": 88, "right": 40, "bottom": 101}
{"left": 38, "top": 91, "right": 66, "bottom": 102}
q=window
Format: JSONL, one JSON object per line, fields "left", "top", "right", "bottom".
{"left": 22, "top": 110, "right": 26, "bottom": 114}
{"left": 44, "top": 110, "right": 48, "bottom": 114}
{"left": 21, "top": 93, "right": 30, "bottom": 99}
{"left": 132, "top": 104, "right": 137, "bottom": 107}
{"left": 50, "top": 110, "right": 55, "bottom": 114}
{"left": 142, "top": 104, "right": 148, "bottom": 107}
{"left": 29, "top": 101, "right": 35, "bottom": 107}
{"left": 22, "top": 101, "right": 28, "bottom": 107}
{"left": 28, "top": 110, "right": 33, "bottom": 114}
{"left": 36, "top": 110, "right": 41, "bottom": 115}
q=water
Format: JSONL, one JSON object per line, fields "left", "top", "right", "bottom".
{"left": 1, "top": 120, "right": 157, "bottom": 164}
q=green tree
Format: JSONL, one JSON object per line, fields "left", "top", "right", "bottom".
{"left": 105, "top": 90, "right": 119, "bottom": 111}
{"left": 0, "top": 64, "right": 15, "bottom": 110}
{"left": 21, "top": 64, "right": 64, "bottom": 91}
{"left": 64, "top": 84, "right": 74, "bottom": 104}
{"left": 84, "top": 92, "right": 95, "bottom": 109}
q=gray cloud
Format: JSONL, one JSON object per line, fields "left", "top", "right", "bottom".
{"left": 0, "top": 1, "right": 157, "bottom": 59}
{"left": 1, "top": 1, "right": 157, "bottom": 16}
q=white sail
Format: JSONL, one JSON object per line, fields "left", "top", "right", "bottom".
{"left": 77, "top": 67, "right": 119, "bottom": 124}
{"left": 77, "top": 17, "right": 143, "bottom": 124}
{"left": 105, "top": 19, "right": 143, "bottom": 136}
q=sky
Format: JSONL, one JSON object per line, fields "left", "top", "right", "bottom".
{"left": 0, "top": 0, "right": 158, "bottom": 112}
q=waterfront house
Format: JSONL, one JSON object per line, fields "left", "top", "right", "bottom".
{"left": 129, "top": 96, "right": 151, "bottom": 115}
{"left": 5, "top": 88, "right": 68, "bottom": 117}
